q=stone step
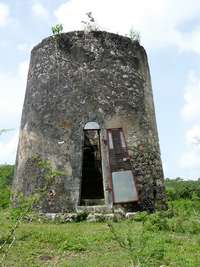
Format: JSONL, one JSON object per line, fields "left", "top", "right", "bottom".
{"left": 26, "top": 211, "right": 137, "bottom": 223}
{"left": 76, "top": 205, "right": 113, "bottom": 213}
{"left": 80, "top": 198, "right": 105, "bottom": 206}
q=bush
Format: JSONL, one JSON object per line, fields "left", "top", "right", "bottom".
{"left": 165, "top": 178, "right": 200, "bottom": 200}
{"left": 144, "top": 212, "right": 170, "bottom": 231}
{"left": 0, "top": 165, "right": 14, "bottom": 208}
{"left": 108, "top": 222, "right": 165, "bottom": 266}
{"left": 0, "top": 165, "right": 14, "bottom": 186}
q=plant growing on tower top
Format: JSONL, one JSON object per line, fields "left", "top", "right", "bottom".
{"left": 51, "top": 24, "right": 63, "bottom": 36}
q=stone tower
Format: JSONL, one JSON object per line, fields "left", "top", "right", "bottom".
{"left": 13, "top": 31, "right": 166, "bottom": 212}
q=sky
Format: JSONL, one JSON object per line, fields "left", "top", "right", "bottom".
{"left": 0, "top": 0, "right": 200, "bottom": 179}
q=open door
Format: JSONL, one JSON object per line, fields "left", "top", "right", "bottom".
{"left": 107, "top": 128, "right": 138, "bottom": 203}
{"left": 80, "top": 129, "right": 104, "bottom": 205}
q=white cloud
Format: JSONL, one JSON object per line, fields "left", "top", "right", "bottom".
{"left": 185, "top": 125, "right": 200, "bottom": 146}
{"left": 0, "top": 60, "right": 28, "bottom": 116}
{"left": 0, "top": 2, "right": 9, "bottom": 26}
{"left": 179, "top": 150, "right": 200, "bottom": 171}
{"left": 181, "top": 71, "right": 200, "bottom": 121}
{"left": 32, "top": 1, "right": 49, "bottom": 20}
{"left": 0, "top": 131, "right": 18, "bottom": 164}
{"left": 54, "top": 0, "right": 200, "bottom": 53}
{"left": 179, "top": 70, "right": 200, "bottom": 177}
{"left": 0, "top": 60, "right": 28, "bottom": 164}
{"left": 179, "top": 125, "right": 200, "bottom": 174}
{"left": 177, "top": 26, "right": 200, "bottom": 54}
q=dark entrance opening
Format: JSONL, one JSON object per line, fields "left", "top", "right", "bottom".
{"left": 80, "top": 130, "right": 104, "bottom": 205}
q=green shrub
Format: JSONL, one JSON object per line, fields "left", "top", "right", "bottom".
{"left": 133, "top": 211, "right": 148, "bottom": 222}
{"left": 144, "top": 212, "right": 170, "bottom": 231}
{"left": 129, "top": 28, "right": 140, "bottom": 43}
{"left": 0, "top": 165, "right": 14, "bottom": 186}
{"left": 165, "top": 178, "right": 200, "bottom": 200}
{"left": 108, "top": 222, "right": 166, "bottom": 266}
{"left": 0, "top": 165, "right": 14, "bottom": 208}
{"left": 52, "top": 24, "right": 63, "bottom": 35}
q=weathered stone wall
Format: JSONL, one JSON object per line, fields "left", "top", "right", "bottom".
{"left": 13, "top": 31, "right": 166, "bottom": 212}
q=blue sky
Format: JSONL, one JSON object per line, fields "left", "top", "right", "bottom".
{"left": 0, "top": 0, "right": 200, "bottom": 179}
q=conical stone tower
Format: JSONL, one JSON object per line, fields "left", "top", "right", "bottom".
{"left": 13, "top": 31, "right": 167, "bottom": 212}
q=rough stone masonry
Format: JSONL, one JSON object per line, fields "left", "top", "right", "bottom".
{"left": 13, "top": 31, "right": 167, "bottom": 213}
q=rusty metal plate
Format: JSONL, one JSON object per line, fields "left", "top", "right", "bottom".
{"left": 107, "top": 128, "right": 132, "bottom": 172}
{"left": 112, "top": 170, "right": 138, "bottom": 203}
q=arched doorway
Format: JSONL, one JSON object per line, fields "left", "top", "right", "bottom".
{"left": 80, "top": 122, "right": 104, "bottom": 205}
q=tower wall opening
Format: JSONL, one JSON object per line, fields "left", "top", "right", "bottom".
{"left": 80, "top": 130, "right": 104, "bottom": 205}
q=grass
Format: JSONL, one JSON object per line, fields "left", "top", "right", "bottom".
{"left": 0, "top": 213, "right": 129, "bottom": 267}
{"left": 1, "top": 200, "right": 200, "bottom": 267}
{"left": 1, "top": 168, "right": 200, "bottom": 266}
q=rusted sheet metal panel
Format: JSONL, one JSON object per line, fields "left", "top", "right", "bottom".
{"left": 107, "top": 128, "right": 139, "bottom": 203}
{"left": 107, "top": 128, "right": 131, "bottom": 172}
{"left": 112, "top": 170, "right": 138, "bottom": 203}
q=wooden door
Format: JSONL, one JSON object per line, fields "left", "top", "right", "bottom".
{"left": 107, "top": 128, "right": 138, "bottom": 203}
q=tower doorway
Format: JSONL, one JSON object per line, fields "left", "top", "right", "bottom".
{"left": 80, "top": 128, "right": 104, "bottom": 205}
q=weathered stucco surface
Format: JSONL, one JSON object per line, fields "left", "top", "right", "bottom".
{"left": 13, "top": 31, "right": 166, "bottom": 212}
